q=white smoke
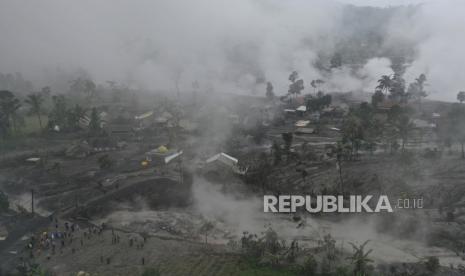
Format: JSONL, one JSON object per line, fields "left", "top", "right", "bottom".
{"left": 388, "top": 0, "right": 465, "bottom": 101}
{"left": 0, "top": 0, "right": 463, "bottom": 100}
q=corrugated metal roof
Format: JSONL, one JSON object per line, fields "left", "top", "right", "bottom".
{"left": 206, "top": 152, "right": 238, "bottom": 167}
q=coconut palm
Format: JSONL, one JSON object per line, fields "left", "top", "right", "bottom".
{"left": 311, "top": 79, "right": 325, "bottom": 94}
{"left": 376, "top": 75, "right": 392, "bottom": 95}
{"left": 407, "top": 74, "right": 428, "bottom": 110}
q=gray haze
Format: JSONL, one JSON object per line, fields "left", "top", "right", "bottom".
{"left": 0, "top": 0, "right": 463, "bottom": 100}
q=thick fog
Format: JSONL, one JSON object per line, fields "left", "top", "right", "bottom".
{"left": 0, "top": 0, "right": 463, "bottom": 100}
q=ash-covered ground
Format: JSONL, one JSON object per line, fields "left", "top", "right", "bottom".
{"left": 1, "top": 1, "right": 465, "bottom": 275}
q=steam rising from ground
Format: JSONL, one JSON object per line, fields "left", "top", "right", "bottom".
{"left": 0, "top": 1, "right": 464, "bottom": 100}
{"left": 95, "top": 177, "right": 464, "bottom": 265}
{"left": 192, "top": 178, "right": 464, "bottom": 265}
{"left": 398, "top": 0, "right": 465, "bottom": 100}
{"left": 192, "top": 177, "right": 265, "bottom": 234}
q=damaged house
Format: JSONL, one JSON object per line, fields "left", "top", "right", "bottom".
{"left": 201, "top": 152, "right": 247, "bottom": 179}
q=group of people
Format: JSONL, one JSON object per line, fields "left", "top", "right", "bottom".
{"left": 25, "top": 217, "right": 106, "bottom": 260}
{"left": 22, "top": 216, "right": 151, "bottom": 270}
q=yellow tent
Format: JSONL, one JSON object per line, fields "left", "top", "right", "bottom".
{"left": 157, "top": 145, "right": 168, "bottom": 153}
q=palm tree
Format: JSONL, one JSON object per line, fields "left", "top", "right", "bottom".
{"left": 389, "top": 74, "right": 407, "bottom": 103}
{"left": 408, "top": 74, "right": 428, "bottom": 111}
{"left": 25, "top": 93, "right": 45, "bottom": 130}
{"left": 346, "top": 240, "right": 373, "bottom": 276}
{"left": 376, "top": 75, "right": 392, "bottom": 95}
{"left": 311, "top": 79, "right": 325, "bottom": 94}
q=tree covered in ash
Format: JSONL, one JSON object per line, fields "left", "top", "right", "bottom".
{"left": 445, "top": 103, "right": 465, "bottom": 159}
{"left": 0, "top": 191, "right": 9, "bottom": 213}
{"left": 306, "top": 91, "right": 332, "bottom": 112}
{"left": 0, "top": 90, "right": 21, "bottom": 137}
{"left": 24, "top": 92, "right": 45, "bottom": 130}
{"left": 457, "top": 91, "right": 465, "bottom": 104}
{"left": 265, "top": 81, "right": 275, "bottom": 100}
{"left": 288, "top": 71, "right": 304, "bottom": 98}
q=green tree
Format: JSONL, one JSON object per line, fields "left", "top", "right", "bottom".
{"left": 457, "top": 91, "right": 465, "bottom": 104}
{"left": 25, "top": 93, "right": 45, "bottom": 130}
